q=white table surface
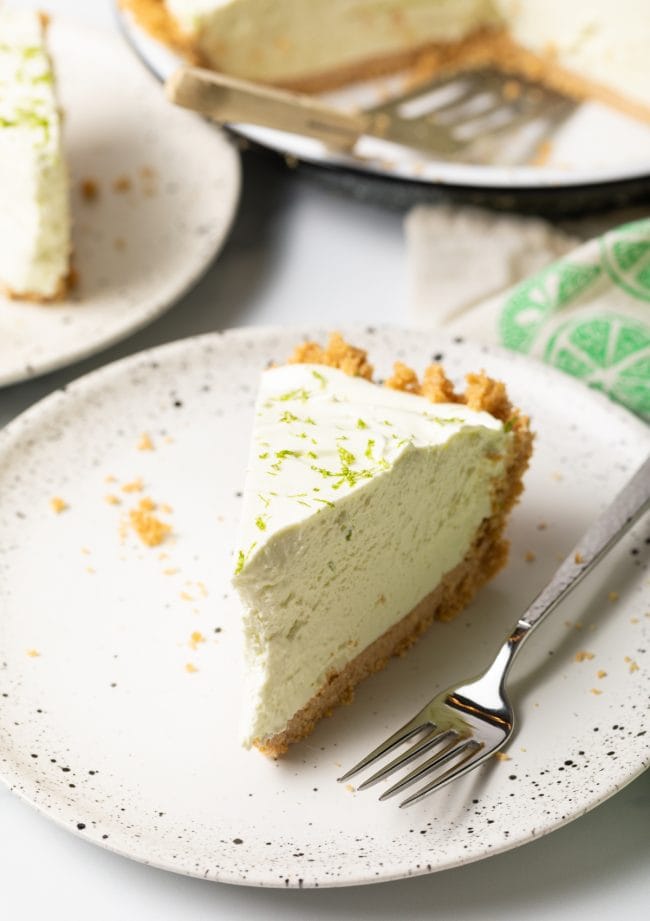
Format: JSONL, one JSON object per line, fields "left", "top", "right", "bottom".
{"left": 2, "top": 2, "right": 649, "bottom": 918}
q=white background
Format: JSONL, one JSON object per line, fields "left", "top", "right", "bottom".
{"left": 1, "top": 2, "right": 649, "bottom": 918}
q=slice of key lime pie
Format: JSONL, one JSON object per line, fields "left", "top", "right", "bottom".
{"left": 0, "top": 9, "right": 71, "bottom": 301}
{"left": 233, "top": 335, "right": 533, "bottom": 756}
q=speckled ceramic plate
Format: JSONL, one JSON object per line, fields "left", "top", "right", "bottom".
{"left": 0, "top": 19, "right": 239, "bottom": 388}
{"left": 0, "top": 327, "right": 648, "bottom": 889}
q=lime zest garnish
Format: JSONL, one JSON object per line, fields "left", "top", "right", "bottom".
{"left": 234, "top": 541, "right": 257, "bottom": 575}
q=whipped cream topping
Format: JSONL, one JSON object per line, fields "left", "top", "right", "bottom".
{"left": 234, "top": 363, "right": 503, "bottom": 573}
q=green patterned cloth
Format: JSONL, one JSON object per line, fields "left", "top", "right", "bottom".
{"left": 432, "top": 217, "right": 650, "bottom": 421}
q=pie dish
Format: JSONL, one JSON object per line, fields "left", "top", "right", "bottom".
{"left": 122, "top": 1, "right": 650, "bottom": 121}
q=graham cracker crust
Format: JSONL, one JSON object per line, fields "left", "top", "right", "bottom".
{"left": 2, "top": 272, "right": 69, "bottom": 304}
{"left": 123, "top": 2, "right": 650, "bottom": 124}
{"left": 254, "top": 334, "right": 533, "bottom": 757}
{"left": 119, "top": 0, "right": 201, "bottom": 63}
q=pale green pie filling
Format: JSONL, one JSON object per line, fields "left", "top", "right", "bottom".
{"left": 233, "top": 363, "right": 510, "bottom": 748}
{"left": 0, "top": 10, "right": 69, "bottom": 298}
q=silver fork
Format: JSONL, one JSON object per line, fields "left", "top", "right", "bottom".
{"left": 339, "top": 454, "right": 650, "bottom": 807}
{"left": 362, "top": 69, "right": 575, "bottom": 162}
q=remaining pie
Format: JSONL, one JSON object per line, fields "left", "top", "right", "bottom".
{"left": 0, "top": 9, "right": 71, "bottom": 302}
{"left": 123, "top": 0, "right": 650, "bottom": 122}
{"left": 232, "top": 334, "right": 533, "bottom": 755}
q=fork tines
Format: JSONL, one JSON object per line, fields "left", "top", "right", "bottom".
{"left": 338, "top": 718, "right": 485, "bottom": 807}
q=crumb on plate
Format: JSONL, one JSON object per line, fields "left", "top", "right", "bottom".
{"left": 137, "top": 433, "right": 154, "bottom": 451}
{"left": 122, "top": 477, "right": 144, "bottom": 494}
{"left": 112, "top": 175, "right": 132, "bottom": 193}
{"left": 50, "top": 496, "right": 68, "bottom": 514}
{"left": 80, "top": 178, "right": 100, "bottom": 202}
{"left": 129, "top": 498, "right": 171, "bottom": 547}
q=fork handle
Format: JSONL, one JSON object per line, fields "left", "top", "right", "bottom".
{"left": 166, "top": 67, "right": 368, "bottom": 148}
{"left": 512, "top": 453, "right": 650, "bottom": 646}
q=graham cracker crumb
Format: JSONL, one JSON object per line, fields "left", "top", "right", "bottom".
{"left": 494, "top": 751, "right": 511, "bottom": 761}
{"left": 288, "top": 332, "right": 373, "bottom": 380}
{"left": 625, "top": 657, "right": 639, "bottom": 674}
{"left": 421, "top": 364, "right": 459, "bottom": 403}
{"left": 531, "top": 139, "right": 553, "bottom": 167}
{"left": 112, "top": 175, "right": 132, "bottom": 193}
{"left": 105, "top": 494, "right": 121, "bottom": 506}
{"left": 345, "top": 783, "right": 355, "bottom": 793}
{"left": 590, "top": 688, "right": 603, "bottom": 695}
{"left": 129, "top": 498, "right": 171, "bottom": 547}
{"left": 105, "top": 474, "right": 117, "bottom": 483}
{"left": 50, "top": 496, "right": 68, "bottom": 514}
{"left": 574, "top": 552, "right": 584, "bottom": 564}
{"left": 190, "top": 631, "right": 206, "bottom": 650}
{"left": 575, "top": 651, "right": 595, "bottom": 662}
{"left": 502, "top": 78, "right": 522, "bottom": 101}
{"left": 122, "top": 477, "right": 144, "bottom": 494}
{"left": 137, "top": 433, "right": 154, "bottom": 451}
{"left": 163, "top": 567, "right": 178, "bottom": 576}
{"left": 597, "top": 670, "right": 607, "bottom": 679}
{"left": 180, "top": 591, "right": 194, "bottom": 602}
{"left": 185, "top": 662, "right": 198, "bottom": 674}
{"left": 385, "top": 361, "right": 421, "bottom": 394}
{"left": 608, "top": 591, "right": 619, "bottom": 602}
{"left": 537, "top": 521, "right": 547, "bottom": 530}
{"left": 630, "top": 617, "right": 639, "bottom": 624}
{"left": 26, "top": 649, "right": 40, "bottom": 657}
{"left": 524, "top": 551, "right": 535, "bottom": 563}
{"left": 464, "top": 372, "right": 513, "bottom": 421}
{"left": 80, "top": 178, "right": 100, "bottom": 202}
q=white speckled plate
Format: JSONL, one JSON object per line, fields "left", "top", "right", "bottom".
{"left": 0, "top": 19, "right": 240, "bottom": 387}
{"left": 0, "top": 327, "right": 648, "bottom": 889}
